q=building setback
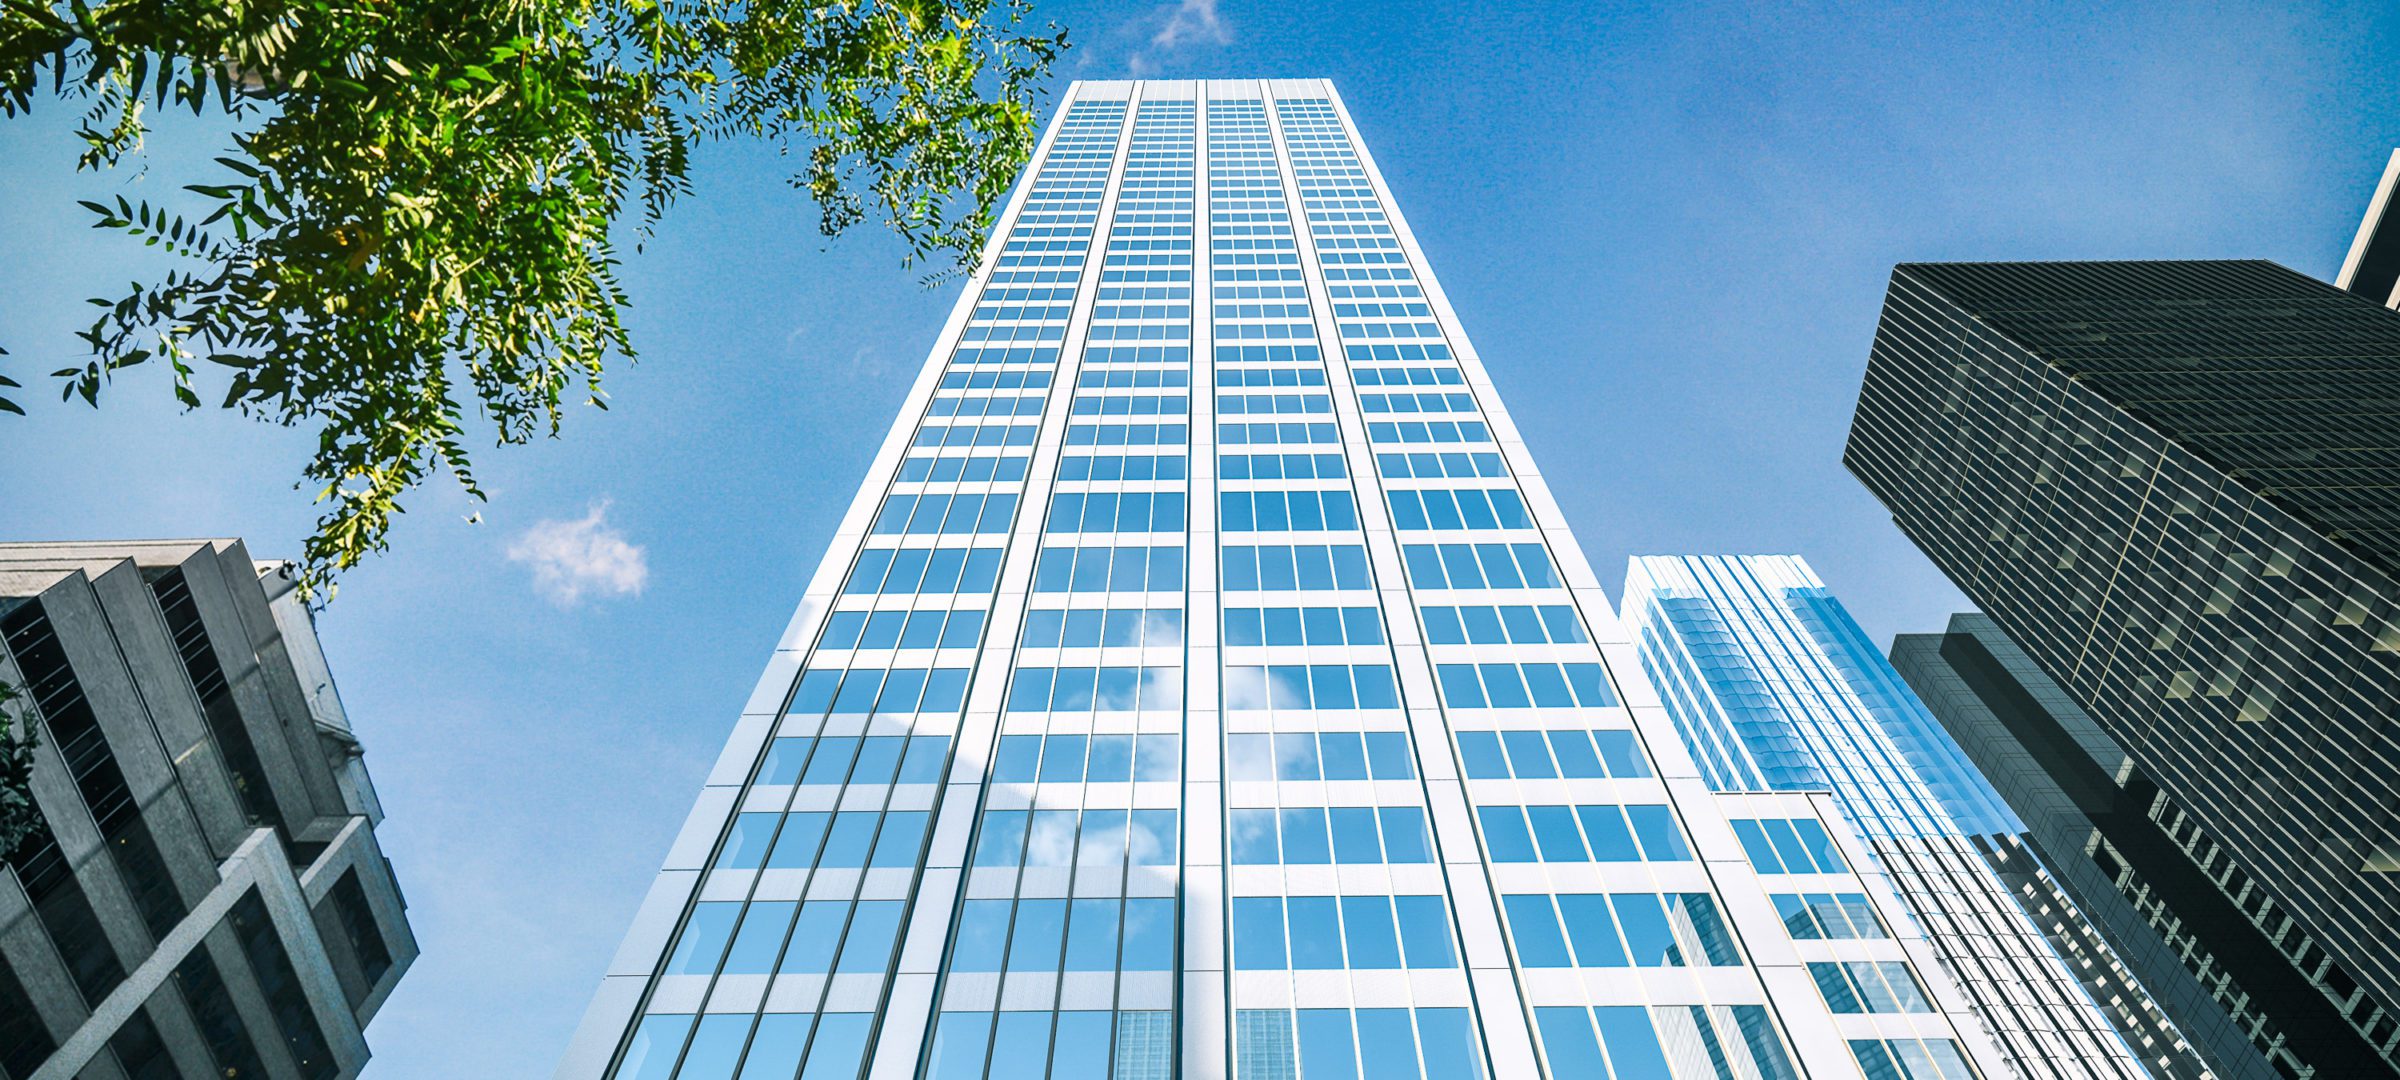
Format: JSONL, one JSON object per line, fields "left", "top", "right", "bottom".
{"left": 0, "top": 539, "right": 416, "bottom": 1080}
{"left": 1621, "top": 554, "right": 2183, "bottom": 1080}
{"left": 1893, "top": 612, "right": 2390, "bottom": 1079}
{"left": 561, "top": 79, "right": 2007, "bottom": 1080}
{"left": 1844, "top": 259, "right": 2400, "bottom": 1076}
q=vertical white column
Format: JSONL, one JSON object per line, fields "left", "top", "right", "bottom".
{"left": 1179, "top": 77, "right": 1231, "bottom": 1080}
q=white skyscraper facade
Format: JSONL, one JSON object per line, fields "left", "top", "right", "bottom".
{"left": 559, "top": 79, "right": 2005, "bottom": 1080}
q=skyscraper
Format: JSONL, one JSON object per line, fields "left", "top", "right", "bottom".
{"left": 1620, "top": 554, "right": 2174, "bottom": 1080}
{"left": 0, "top": 539, "right": 416, "bottom": 1079}
{"left": 1844, "top": 259, "right": 2400, "bottom": 1074}
{"left": 561, "top": 79, "right": 2006, "bottom": 1080}
{"left": 1892, "top": 612, "right": 2387, "bottom": 1079}
{"left": 2339, "top": 149, "right": 2400, "bottom": 308}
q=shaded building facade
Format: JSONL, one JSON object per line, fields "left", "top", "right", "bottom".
{"left": 1893, "top": 612, "right": 2386, "bottom": 1079}
{"left": 1844, "top": 259, "right": 2400, "bottom": 1076}
{"left": 0, "top": 539, "right": 416, "bottom": 1079}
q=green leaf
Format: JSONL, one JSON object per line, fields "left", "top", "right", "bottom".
{"left": 0, "top": 0, "right": 1061, "bottom": 600}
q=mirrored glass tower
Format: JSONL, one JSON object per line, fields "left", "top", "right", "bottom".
{"left": 1622, "top": 555, "right": 2169, "bottom": 1079}
{"left": 559, "top": 79, "right": 2009, "bottom": 1080}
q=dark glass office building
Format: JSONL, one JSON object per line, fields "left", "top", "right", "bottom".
{"left": 1890, "top": 613, "right": 2387, "bottom": 1079}
{"left": 1844, "top": 260, "right": 2400, "bottom": 1078}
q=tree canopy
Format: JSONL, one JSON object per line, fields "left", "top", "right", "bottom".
{"left": 0, "top": 0, "right": 1063, "bottom": 598}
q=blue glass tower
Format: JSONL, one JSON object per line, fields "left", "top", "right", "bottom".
{"left": 1624, "top": 554, "right": 2175, "bottom": 1079}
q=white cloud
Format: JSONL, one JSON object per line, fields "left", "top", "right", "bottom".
{"left": 506, "top": 502, "right": 649, "bottom": 607}
{"left": 1127, "top": 0, "right": 1232, "bottom": 76}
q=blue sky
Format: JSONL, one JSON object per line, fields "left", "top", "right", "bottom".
{"left": 2, "top": 1, "right": 2396, "bottom": 1075}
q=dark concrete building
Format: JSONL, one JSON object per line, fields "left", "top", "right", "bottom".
{"left": 1892, "top": 614, "right": 2371, "bottom": 1079}
{"left": 0, "top": 540, "right": 415, "bottom": 1080}
{"left": 1844, "top": 260, "right": 2400, "bottom": 1079}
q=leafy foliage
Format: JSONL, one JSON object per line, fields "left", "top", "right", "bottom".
{"left": 0, "top": 678, "right": 38, "bottom": 861}
{"left": 0, "top": 0, "right": 1062, "bottom": 599}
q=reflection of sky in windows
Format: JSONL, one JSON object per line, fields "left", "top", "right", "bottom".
{"left": 1625, "top": 556, "right": 2023, "bottom": 841}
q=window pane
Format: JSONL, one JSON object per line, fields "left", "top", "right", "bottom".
{"left": 1592, "top": 1007, "right": 1674, "bottom": 1080}
{"left": 721, "top": 902, "right": 796, "bottom": 974}
{"left": 817, "top": 812, "right": 877, "bottom": 867}
{"left": 1378, "top": 807, "right": 1432, "bottom": 863}
{"left": 925, "top": 1013, "right": 992, "bottom": 1080}
{"left": 1040, "top": 735, "right": 1088, "bottom": 783}
{"left": 1501, "top": 895, "right": 1570, "bottom": 967}
{"left": 616, "top": 1014, "right": 695, "bottom": 1080}
{"left": 1548, "top": 732, "right": 1604, "bottom": 778}
{"left": 1417, "top": 1008, "right": 1484, "bottom": 1080}
{"left": 737, "top": 1014, "right": 814, "bottom": 1080}
{"left": 1499, "top": 731, "right": 1554, "bottom": 778}
{"left": 1533, "top": 1008, "right": 1605, "bottom": 1079}
{"left": 1064, "top": 899, "right": 1121, "bottom": 972}
{"left": 1231, "top": 809, "right": 1280, "bottom": 864}
{"left": 1087, "top": 735, "right": 1134, "bottom": 782}
{"left": 1121, "top": 898, "right": 1176, "bottom": 971}
{"left": 801, "top": 737, "right": 861, "bottom": 785}
{"left": 1625, "top": 806, "right": 1690, "bottom": 861}
{"left": 1612, "top": 894, "right": 1679, "bottom": 967}
{"left": 1477, "top": 807, "right": 1537, "bottom": 863}
{"left": 1296, "top": 1009, "right": 1359, "bottom": 1080}
{"left": 758, "top": 738, "right": 813, "bottom": 785}
{"left": 717, "top": 814, "right": 781, "bottom": 870}
{"left": 993, "top": 736, "right": 1041, "bottom": 781}
{"left": 1339, "top": 897, "right": 1402, "bottom": 969}
{"left": 1355, "top": 1010, "right": 1420, "bottom": 1080}
{"left": 666, "top": 904, "right": 739, "bottom": 975}
{"left": 1455, "top": 732, "right": 1508, "bottom": 778}
{"left": 1318, "top": 732, "right": 1368, "bottom": 780}
{"left": 870, "top": 812, "right": 929, "bottom": 867}
{"left": 1051, "top": 1012, "right": 1112, "bottom": 1080}
{"left": 1130, "top": 810, "right": 1178, "bottom": 865}
{"left": 1233, "top": 897, "right": 1287, "bottom": 970}
{"left": 1135, "top": 734, "right": 1180, "bottom": 782}
{"left": 952, "top": 900, "right": 1011, "bottom": 972}
{"left": 1287, "top": 898, "right": 1344, "bottom": 970}
{"left": 1526, "top": 806, "right": 1585, "bottom": 862}
{"left": 763, "top": 901, "right": 845, "bottom": 976}
{"left": 1593, "top": 730, "right": 1648, "bottom": 776}
{"left": 1274, "top": 733, "right": 1320, "bottom": 779}
{"left": 1395, "top": 896, "right": 1456, "bottom": 969}
{"left": 975, "top": 811, "right": 1028, "bottom": 867}
{"left": 796, "top": 1014, "right": 871, "bottom": 1080}
{"left": 1330, "top": 807, "right": 1383, "bottom": 864}
{"left": 1363, "top": 732, "right": 1414, "bottom": 778}
{"left": 1575, "top": 805, "right": 1640, "bottom": 862}
{"left": 1556, "top": 894, "right": 1627, "bottom": 968}
{"left": 1006, "top": 899, "right": 1067, "bottom": 973}
{"left": 1026, "top": 811, "right": 1079, "bottom": 867}
{"left": 986, "top": 1012, "right": 1054, "bottom": 1080}
{"left": 835, "top": 901, "right": 903, "bottom": 974}
{"left": 1792, "top": 819, "right": 1847, "bottom": 872}
{"left": 898, "top": 736, "right": 950, "bottom": 783}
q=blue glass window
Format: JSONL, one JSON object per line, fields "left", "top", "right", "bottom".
{"left": 614, "top": 1014, "right": 693, "bottom": 1080}
{"left": 1233, "top": 896, "right": 1286, "bottom": 969}
{"left": 777, "top": 901, "right": 845, "bottom": 974}
{"left": 835, "top": 900, "right": 903, "bottom": 973}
